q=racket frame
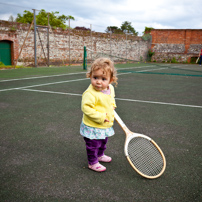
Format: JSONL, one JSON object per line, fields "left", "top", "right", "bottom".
{"left": 114, "top": 111, "right": 166, "bottom": 179}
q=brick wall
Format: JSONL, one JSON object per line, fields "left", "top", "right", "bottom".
{"left": 0, "top": 20, "right": 149, "bottom": 66}
{"left": 150, "top": 29, "right": 202, "bottom": 62}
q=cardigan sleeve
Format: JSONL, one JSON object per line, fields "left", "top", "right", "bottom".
{"left": 110, "top": 85, "right": 117, "bottom": 108}
{"left": 81, "top": 91, "right": 106, "bottom": 124}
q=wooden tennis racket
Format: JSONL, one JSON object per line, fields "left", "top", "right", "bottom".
{"left": 114, "top": 111, "right": 166, "bottom": 179}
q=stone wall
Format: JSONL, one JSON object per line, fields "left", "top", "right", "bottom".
{"left": 0, "top": 20, "right": 149, "bottom": 66}
{"left": 1, "top": 20, "right": 201, "bottom": 66}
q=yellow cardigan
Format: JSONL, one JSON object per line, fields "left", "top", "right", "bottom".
{"left": 81, "top": 84, "right": 116, "bottom": 129}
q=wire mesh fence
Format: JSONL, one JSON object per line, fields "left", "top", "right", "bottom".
{"left": 0, "top": 3, "right": 150, "bottom": 67}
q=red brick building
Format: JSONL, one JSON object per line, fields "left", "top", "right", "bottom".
{"left": 150, "top": 29, "right": 202, "bottom": 63}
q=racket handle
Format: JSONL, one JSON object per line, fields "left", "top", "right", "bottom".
{"left": 114, "top": 111, "right": 132, "bottom": 134}
{"left": 114, "top": 111, "right": 125, "bottom": 127}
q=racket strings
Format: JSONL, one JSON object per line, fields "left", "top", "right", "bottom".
{"left": 128, "top": 137, "right": 164, "bottom": 176}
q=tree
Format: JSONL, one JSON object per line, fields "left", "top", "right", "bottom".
{"left": 8, "top": 15, "right": 15, "bottom": 22}
{"left": 16, "top": 10, "right": 33, "bottom": 24}
{"left": 142, "top": 27, "right": 153, "bottom": 41}
{"left": 16, "top": 9, "right": 75, "bottom": 29}
{"left": 143, "top": 27, "right": 154, "bottom": 34}
{"left": 120, "top": 21, "right": 138, "bottom": 36}
{"left": 106, "top": 21, "right": 138, "bottom": 35}
{"left": 105, "top": 26, "right": 123, "bottom": 34}
{"left": 74, "top": 26, "right": 91, "bottom": 31}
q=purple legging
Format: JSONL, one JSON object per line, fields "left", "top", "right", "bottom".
{"left": 83, "top": 137, "right": 108, "bottom": 165}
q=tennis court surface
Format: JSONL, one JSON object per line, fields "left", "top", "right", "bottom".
{"left": 0, "top": 63, "right": 202, "bottom": 201}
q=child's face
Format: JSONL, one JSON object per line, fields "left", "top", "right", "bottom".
{"left": 90, "top": 68, "right": 111, "bottom": 91}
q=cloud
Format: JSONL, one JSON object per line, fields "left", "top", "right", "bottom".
{"left": 0, "top": 0, "right": 201, "bottom": 35}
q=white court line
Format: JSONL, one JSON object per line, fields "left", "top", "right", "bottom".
{"left": 0, "top": 77, "right": 89, "bottom": 92}
{"left": 21, "top": 88, "right": 82, "bottom": 96}
{"left": 0, "top": 67, "right": 163, "bottom": 92}
{"left": 0, "top": 66, "right": 190, "bottom": 92}
{"left": 0, "top": 64, "right": 166, "bottom": 83}
{"left": 137, "top": 67, "right": 168, "bottom": 72}
{"left": 118, "top": 65, "right": 155, "bottom": 70}
{"left": 0, "top": 63, "right": 195, "bottom": 83}
{"left": 116, "top": 67, "right": 168, "bottom": 75}
{"left": 20, "top": 88, "right": 202, "bottom": 109}
{"left": 0, "top": 72, "right": 86, "bottom": 82}
{"left": 1, "top": 67, "right": 202, "bottom": 109}
{"left": 115, "top": 98, "right": 202, "bottom": 109}
{"left": 0, "top": 65, "right": 147, "bottom": 83}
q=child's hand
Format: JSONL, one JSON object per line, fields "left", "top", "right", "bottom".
{"left": 104, "top": 113, "right": 109, "bottom": 122}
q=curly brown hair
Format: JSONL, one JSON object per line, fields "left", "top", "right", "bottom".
{"left": 86, "top": 58, "right": 118, "bottom": 86}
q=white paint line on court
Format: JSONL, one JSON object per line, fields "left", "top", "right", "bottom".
{"left": 0, "top": 72, "right": 86, "bottom": 82}
{"left": 0, "top": 66, "right": 147, "bottom": 83}
{"left": 115, "top": 97, "right": 202, "bottom": 109}
{"left": 1, "top": 66, "right": 202, "bottom": 109}
{"left": 0, "top": 65, "right": 167, "bottom": 83}
{"left": 20, "top": 88, "right": 202, "bottom": 109}
{"left": 21, "top": 88, "right": 82, "bottom": 97}
{"left": 0, "top": 67, "right": 166, "bottom": 92}
{"left": 0, "top": 77, "right": 89, "bottom": 92}
{"left": 117, "top": 67, "right": 168, "bottom": 75}
{"left": 0, "top": 63, "right": 196, "bottom": 83}
{"left": 118, "top": 65, "right": 155, "bottom": 70}
{"left": 0, "top": 66, "right": 146, "bottom": 83}
{"left": 137, "top": 67, "right": 168, "bottom": 72}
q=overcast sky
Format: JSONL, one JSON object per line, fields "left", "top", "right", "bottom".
{"left": 0, "top": 0, "right": 201, "bottom": 35}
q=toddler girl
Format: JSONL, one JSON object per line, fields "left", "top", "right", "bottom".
{"left": 80, "top": 57, "right": 118, "bottom": 172}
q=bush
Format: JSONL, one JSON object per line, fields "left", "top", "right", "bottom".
{"left": 0, "top": 61, "right": 5, "bottom": 66}
{"left": 171, "top": 57, "right": 178, "bottom": 63}
{"left": 190, "top": 57, "right": 198, "bottom": 64}
{"left": 147, "top": 49, "right": 155, "bottom": 62}
{"left": 142, "top": 34, "right": 152, "bottom": 41}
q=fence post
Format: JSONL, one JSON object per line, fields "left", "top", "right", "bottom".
{"left": 69, "top": 19, "right": 71, "bottom": 66}
{"left": 83, "top": 46, "right": 87, "bottom": 70}
{"left": 47, "top": 12, "right": 50, "bottom": 67}
{"left": 33, "top": 9, "right": 37, "bottom": 67}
